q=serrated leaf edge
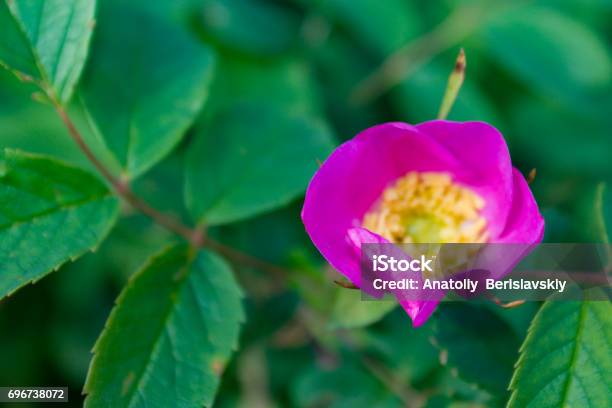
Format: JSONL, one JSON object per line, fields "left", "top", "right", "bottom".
{"left": 83, "top": 244, "right": 245, "bottom": 407}
{"left": 507, "top": 301, "right": 593, "bottom": 407}
{"left": 0, "top": 149, "right": 120, "bottom": 298}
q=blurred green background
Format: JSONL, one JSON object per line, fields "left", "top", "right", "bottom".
{"left": 1, "top": 0, "right": 611, "bottom": 406}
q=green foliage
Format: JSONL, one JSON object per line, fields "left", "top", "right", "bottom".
{"left": 206, "top": 54, "right": 322, "bottom": 117}
{"left": 292, "top": 356, "right": 404, "bottom": 408}
{"left": 594, "top": 183, "right": 611, "bottom": 243}
{"left": 331, "top": 290, "right": 397, "bottom": 329}
{"left": 434, "top": 303, "right": 520, "bottom": 395}
{"left": 0, "top": 0, "right": 96, "bottom": 102}
{"left": 0, "top": 69, "right": 87, "bottom": 166}
{"left": 313, "top": 0, "right": 421, "bottom": 56}
{"left": 0, "top": 149, "right": 118, "bottom": 298}
{"left": 0, "top": 2, "right": 38, "bottom": 81}
{"left": 365, "top": 310, "right": 440, "bottom": 384}
{"left": 84, "top": 245, "right": 244, "bottom": 408}
{"left": 79, "top": 4, "right": 215, "bottom": 178}
{"left": 241, "top": 292, "right": 299, "bottom": 346}
{"left": 572, "top": 182, "right": 612, "bottom": 243}
{"left": 510, "top": 100, "right": 611, "bottom": 177}
{"left": 484, "top": 6, "right": 612, "bottom": 103}
{"left": 185, "top": 104, "right": 334, "bottom": 225}
{"left": 509, "top": 298, "right": 612, "bottom": 407}
{"left": 200, "top": 0, "right": 301, "bottom": 55}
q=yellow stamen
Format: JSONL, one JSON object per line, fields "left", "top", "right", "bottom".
{"left": 363, "top": 172, "right": 488, "bottom": 244}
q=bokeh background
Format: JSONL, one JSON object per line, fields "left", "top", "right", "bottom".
{"left": 1, "top": 0, "right": 611, "bottom": 406}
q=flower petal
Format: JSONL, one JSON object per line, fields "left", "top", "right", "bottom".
{"left": 415, "top": 120, "right": 514, "bottom": 239}
{"left": 400, "top": 297, "right": 443, "bottom": 327}
{"left": 496, "top": 168, "right": 545, "bottom": 243}
{"left": 348, "top": 226, "right": 445, "bottom": 327}
{"left": 346, "top": 227, "right": 389, "bottom": 285}
{"left": 302, "top": 123, "right": 459, "bottom": 285}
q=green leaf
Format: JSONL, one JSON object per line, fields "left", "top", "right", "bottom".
{"left": 84, "top": 245, "right": 244, "bottom": 408}
{"left": 107, "top": 0, "right": 203, "bottom": 28}
{"left": 309, "top": 31, "right": 384, "bottom": 138}
{"left": 0, "top": 1, "right": 38, "bottom": 80}
{"left": 205, "top": 54, "right": 322, "bottom": 118}
{"left": 434, "top": 303, "right": 520, "bottom": 395}
{"left": 484, "top": 7, "right": 612, "bottom": 101}
{"left": 200, "top": 0, "right": 300, "bottom": 55}
{"left": 79, "top": 5, "right": 215, "bottom": 178}
{"left": 508, "top": 299, "right": 612, "bottom": 407}
{"left": 0, "top": 149, "right": 119, "bottom": 298}
{"left": 331, "top": 289, "right": 396, "bottom": 329}
{"left": 0, "top": 69, "right": 87, "bottom": 165}
{"left": 185, "top": 104, "right": 335, "bottom": 226}
{"left": 0, "top": 0, "right": 96, "bottom": 102}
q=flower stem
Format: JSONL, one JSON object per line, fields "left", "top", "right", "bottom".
{"left": 50, "top": 96, "right": 294, "bottom": 279}
{"left": 53, "top": 101, "right": 120, "bottom": 189}
{"left": 437, "top": 48, "right": 466, "bottom": 120}
{"left": 52, "top": 100, "right": 199, "bottom": 244}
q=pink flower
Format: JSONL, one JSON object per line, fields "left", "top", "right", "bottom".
{"left": 301, "top": 121, "right": 544, "bottom": 327}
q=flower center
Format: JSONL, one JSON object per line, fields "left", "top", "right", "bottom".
{"left": 362, "top": 172, "right": 488, "bottom": 244}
